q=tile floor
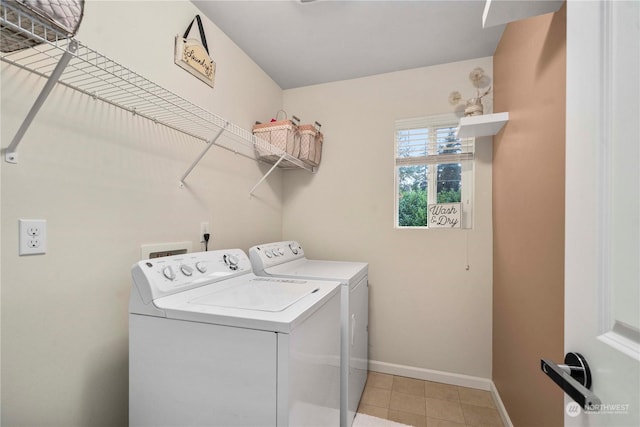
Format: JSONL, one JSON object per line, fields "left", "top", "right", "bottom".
{"left": 357, "top": 372, "right": 505, "bottom": 427}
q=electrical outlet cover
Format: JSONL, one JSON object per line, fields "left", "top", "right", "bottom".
{"left": 19, "top": 219, "right": 47, "bottom": 255}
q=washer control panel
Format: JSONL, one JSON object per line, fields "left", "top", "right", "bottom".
{"left": 131, "top": 249, "right": 252, "bottom": 304}
{"left": 249, "top": 241, "right": 305, "bottom": 270}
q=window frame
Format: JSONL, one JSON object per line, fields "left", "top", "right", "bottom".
{"left": 394, "top": 113, "right": 474, "bottom": 229}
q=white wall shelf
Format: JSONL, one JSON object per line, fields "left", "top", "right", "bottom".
{"left": 482, "top": 0, "right": 563, "bottom": 28}
{"left": 456, "top": 112, "right": 509, "bottom": 139}
{"left": 0, "top": 0, "right": 313, "bottom": 193}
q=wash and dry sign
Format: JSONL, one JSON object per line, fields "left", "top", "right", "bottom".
{"left": 175, "top": 15, "right": 216, "bottom": 87}
{"left": 428, "top": 203, "right": 461, "bottom": 228}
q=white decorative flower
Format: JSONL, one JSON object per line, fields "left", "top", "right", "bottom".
{"left": 448, "top": 91, "right": 462, "bottom": 105}
{"left": 469, "top": 67, "right": 485, "bottom": 87}
{"left": 448, "top": 66, "right": 492, "bottom": 115}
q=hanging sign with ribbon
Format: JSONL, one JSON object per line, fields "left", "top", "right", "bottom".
{"left": 174, "top": 15, "right": 216, "bottom": 87}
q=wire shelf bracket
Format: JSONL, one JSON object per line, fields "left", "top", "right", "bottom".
{"left": 249, "top": 152, "right": 287, "bottom": 197}
{"left": 180, "top": 122, "right": 228, "bottom": 188}
{"left": 4, "top": 39, "right": 76, "bottom": 163}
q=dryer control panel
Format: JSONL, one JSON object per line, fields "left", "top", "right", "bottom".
{"left": 249, "top": 241, "right": 305, "bottom": 270}
{"left": 131, "top": 249, "right": 252, "bottom": 306}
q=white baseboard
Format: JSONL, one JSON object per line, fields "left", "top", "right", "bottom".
{"left": 368, "top": 359, "right": 492, "bottom": 390}
{"left": 368, "top": 360, "right": 513, "bottom": 427}
{"left": 490, "top": 381, "right": 514, "bottom": 427}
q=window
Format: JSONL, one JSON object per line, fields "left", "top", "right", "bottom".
{"left": 394, "top": 114, "right": 474, "bottom": 228}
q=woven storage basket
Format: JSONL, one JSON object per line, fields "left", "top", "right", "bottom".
{"left": 252, "top": 119, "right": 300, "bottom": 165}
{"left": 1, "top": 0, "right": 84, "bottom": 53}
{"left": 298, "top": 124, "right": 320, "bottom": 166}
{"left": 313, "top": 129, "right": 323, "bottom": 166}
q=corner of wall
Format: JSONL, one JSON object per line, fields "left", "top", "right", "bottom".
{"left": 492, "top": 3, "right": 566, "bottom": 426}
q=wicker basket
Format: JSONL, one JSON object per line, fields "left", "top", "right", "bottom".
{"left": 252, "top": 120, "right": 300, "bottom": 163}
{"left": 314, "top": 128, "right": 323, "bottom": 166}
{"left": 1, "top": 0, "right": 84, "bottom": 53}
{"left": 297, "top": 122, "right": 322, "bottom": 167}
{"left": 298, "top": 124, "right": 319, "bottom": 166}
{"left": 252, "top": 111, "right": 300, "bottom": 165}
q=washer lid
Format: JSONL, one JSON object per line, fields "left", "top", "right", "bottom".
{"left": 263, "top": 258, "right": 368, "bottom": 286}
{"left": 189, "top": 278, "right": 318, "bottom": 312}
{"left": 151, "top": 274, "right": 341, "bottom": 333}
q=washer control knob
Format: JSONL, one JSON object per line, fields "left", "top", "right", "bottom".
{"left": 195, "top": 262, "right": 207, "bottom": 273}
{"left": 289, "top": 243, "right": 299, "bottom": 255}
{"left": 223, "top": 253, "right": 239, "bottom": 270}
{"left": 180, "top": 264, "right": 194, "bottom": 276}
{"left": 162, "top": 266, "right": 176, "bottom": 281}
{"left": 265, "top": 250, "right": 273, "bottom": 258}
{"left": 277, "top": 248, "right": 285, "bottom": 256}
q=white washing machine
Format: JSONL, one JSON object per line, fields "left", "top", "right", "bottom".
{"left": 129, "top": 249, "right": 341, "bottom": 427}
{"left": 249, "top": 241, "right": 368, "bottom": 427}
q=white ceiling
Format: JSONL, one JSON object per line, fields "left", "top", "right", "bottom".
{"left": 192, "top": 0, "right": 506, "bottom": 89}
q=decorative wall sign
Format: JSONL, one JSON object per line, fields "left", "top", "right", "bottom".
{"left": 428, "top": 203, "right": 461, "bottom": 228}
{"left": 175, "top": 15, "right": 215, "bottom": 88}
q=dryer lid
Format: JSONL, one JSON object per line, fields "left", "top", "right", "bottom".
{"left": 188, "top": 278, "right": 319, "bottom": 312}
{"left": 264, "top": 258, "right": 368, "bottom": 285}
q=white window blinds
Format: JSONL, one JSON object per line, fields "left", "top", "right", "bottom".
{"left": 395, "top": 114, "right": 473, "bottom": 166}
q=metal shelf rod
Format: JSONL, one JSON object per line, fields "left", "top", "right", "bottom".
{"left": 249, "top": 153, "right": 288, "bottom": 197}
{"left": 180, "top": 123, "right": 229, "bottom": 187}
{"left": 4, "top": 39, "right": 77, "bottom": 163}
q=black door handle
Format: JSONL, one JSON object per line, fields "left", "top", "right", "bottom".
{"left": 541, "top": 352, "right": 601, "bottom": 409}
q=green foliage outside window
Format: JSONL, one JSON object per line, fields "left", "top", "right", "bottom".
{"left": 398, "top": 190, "right": 427, "bottom": 226}
{"left": 438, "top": 188, "right": 461, "bottom": 203}
{"left": 398, "top": 187, "right": 461, "bottom": 227}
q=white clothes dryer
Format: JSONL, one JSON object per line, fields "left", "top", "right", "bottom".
{"left": 129, "top": 249, "right": 341, "bottom": 427}
{"left": 249, "top": 241, "right": 368, "bottom": 427}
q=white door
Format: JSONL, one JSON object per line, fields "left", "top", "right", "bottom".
{"left": 565, "top": 1, "right": 639, "bottom": 426}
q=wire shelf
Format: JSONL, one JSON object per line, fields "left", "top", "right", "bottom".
{"left": 0, "top": 0, "right": 314, "bottom": 180}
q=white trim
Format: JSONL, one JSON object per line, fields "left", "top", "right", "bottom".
{"left": 396, "top": 113, "right": 459, "bottom": 130}
{"left": 368, "top": 359, "right": 491, "bottom": 390}
{"left": 598, "top": 328, "right": 640, "bottom": 362}
{"left": 490, "top": 381, "right": 515, "bottom": 427}
{"left": 596, "top": 0, "right": 613, "bottom": 338}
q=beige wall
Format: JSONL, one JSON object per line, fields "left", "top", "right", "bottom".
{"left": 1, "top": 1, "right": 567, "bottom": 424}
{"left": 282, "top": 58, "right": 495, "bottom": 382}
{"left": 492, "top": 5, "right": 566, "bottom": 427}
{"left": 1, "top": 1, "right": 283, "bottom": 425}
